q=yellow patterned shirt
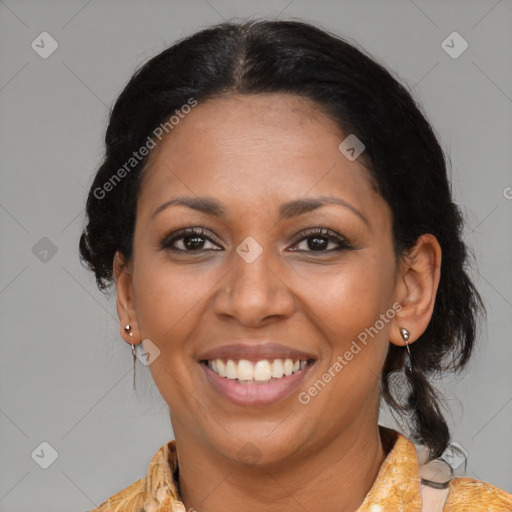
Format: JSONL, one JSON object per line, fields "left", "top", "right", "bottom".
{"left": 88, "top": 430, "right": 512, "bottom": 512}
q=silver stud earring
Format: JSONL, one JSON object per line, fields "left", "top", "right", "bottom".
{"left": 124, "top": 324, "right": 133, "bottom": 337}
{"left": 400, "top": 328, "right": 413, "bottom": 374}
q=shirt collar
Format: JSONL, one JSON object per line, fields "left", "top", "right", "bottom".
{"left": 142, "top": 428, "right": 422, "bottom": 512}
{"left": 357, "top": 428, "right": 422, "bottom": 511}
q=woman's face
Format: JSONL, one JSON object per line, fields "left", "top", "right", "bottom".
{"left": 120, "top": 93, "right": 403, "bottom": 464}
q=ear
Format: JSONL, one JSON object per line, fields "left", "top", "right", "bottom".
{"left": 113, "top": 251, "right": 140, "bottom": 344}
{"left": 389, "top": 234, "right": 442, "bottom": 347}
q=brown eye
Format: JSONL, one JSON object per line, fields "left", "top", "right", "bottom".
{"left": 160, "top": 227, "right": 223, "bottom": 252}
{"left": 289, "top": 227, "right": 353, "bottom": 253}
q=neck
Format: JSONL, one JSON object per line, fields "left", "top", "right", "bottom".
{"left": 173, "top": 420, "right": 391, "bottom": 512}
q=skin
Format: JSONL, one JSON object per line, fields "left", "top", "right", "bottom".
{"left": 114, "top": 93, "right": 441, "bottom": 512}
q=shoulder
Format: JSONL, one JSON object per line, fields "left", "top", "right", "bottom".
{"left": 86, "top": 477, "right": 145, "bottom": 512}
{"left": 444, "top": 476, "right": 512, "bottom": 511}
{"left": 85, "top": 438, "right": 181, "bottom": 512}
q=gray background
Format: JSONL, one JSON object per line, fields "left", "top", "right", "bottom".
{"left": 0, "top": 1, "right": 511, "bottom": 511}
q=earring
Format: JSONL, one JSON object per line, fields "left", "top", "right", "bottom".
{"left": 400, "top": 328, "right": 413, "bottom": 374}
{"left": 124, "top": 324, "right": 140, "bottom": 390}
{"left": 131, "top": 343, "right": 138, "bottom": 391}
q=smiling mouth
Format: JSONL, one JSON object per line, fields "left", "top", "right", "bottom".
{"left": 200, "top": 358, "right": 315, "bottom": 384}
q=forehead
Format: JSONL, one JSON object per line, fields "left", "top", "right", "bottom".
{"left": 148, "top": 93, "right": 346, "bottom": 160}
{"left": 137, "top": 93, "right": 387, "bottom": 227}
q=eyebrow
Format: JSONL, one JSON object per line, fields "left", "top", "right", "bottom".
{"left": 151, "top": 195, "right": 369, "bottom": 226}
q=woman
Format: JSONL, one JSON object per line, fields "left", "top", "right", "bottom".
{"left": 80, "top": 19, "right": 512, "bottom": 512}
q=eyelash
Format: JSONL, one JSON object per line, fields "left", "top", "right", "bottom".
{"left": 159, "top": 226, "right": 353, "bottom": 254}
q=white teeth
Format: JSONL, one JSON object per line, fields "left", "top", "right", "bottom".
{"left": 237, "top": 359, "right": 254, "bottom": 381}
{"left": 254, "top": 360, "right": 272, "bottom": 381}
{"left": 216, "top": 359, "right": 226, "bottom": 377}
{"left": 226, "top": 359, "right": 238, "bottom": 379}
{"left": 271, "top": 359, "right": 284, "bottom": 378}
{"left": 206, "top": 357, "right": 310, "bottom": 382}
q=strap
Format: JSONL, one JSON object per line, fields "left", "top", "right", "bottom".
{"left": 420, "top": 483, "right": 450, "bottom": 512}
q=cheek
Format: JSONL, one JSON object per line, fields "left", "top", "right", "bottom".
{"left": 295, "top": 265, "right": 394, "bottom": 419}
{"left": 302, "top": 257, "right": 396, "bottom": 404}
{"left": 133, "top": 255, "right": 210, "bottom": 334}
{"left": 307, "top": 255, "right": 396, "bottom": 337}
{"left": 131, "top": 262, "right": 205, "bottom": 409}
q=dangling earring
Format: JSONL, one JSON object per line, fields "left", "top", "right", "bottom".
{"left": 124, "top": 324, "right": 139, "bottom": 390}
{"left": 400, "top": 328, "right": 413, "bottom": 374}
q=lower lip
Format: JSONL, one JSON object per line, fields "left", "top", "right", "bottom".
{"left": 200, "top": 362, "right": 314, "bottom": 406}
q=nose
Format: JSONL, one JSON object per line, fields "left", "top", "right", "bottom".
{"left": 214, "top": 243, "right": 296, "bottom": 327}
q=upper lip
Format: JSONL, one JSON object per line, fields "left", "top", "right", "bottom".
{"left": 197, "top": 342, "right": 316, "bottom": 362}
